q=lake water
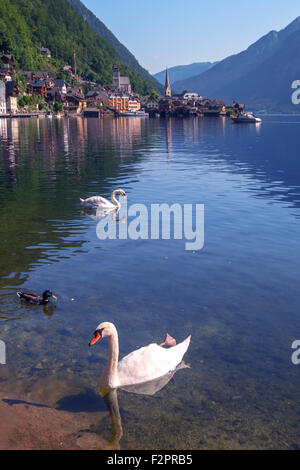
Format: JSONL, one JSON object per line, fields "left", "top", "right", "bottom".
{"left": 0, "top": 115, "right": 300, "bottom": 449}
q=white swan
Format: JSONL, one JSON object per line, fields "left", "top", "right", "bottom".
{"left": 80, "top": 189, "right": 126, "bottom": 210}
{"left": 89, "top": 322, "right": 191, "bottom": 395}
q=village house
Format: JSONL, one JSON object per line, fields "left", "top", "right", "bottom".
{"left": 145, "top": 98, "right": 159, "bottom": 111}
{"left": 54, "top": 79, "right": 67, "bottom": 94}
{"left": 128, "top": 96, "right": 141, "bottom": 112}
{"left": 232, "top": 100, "right": 245, "bottom": 115}
{"left": 83, "top": 108, "right": 101, "bottom": 118}
{"left": 40, "top": 47, "right": 51, "bottom": 58}
{"left": 183, "top": 92, "right": 200, "bottom": 101}
{"left": 1, "top": 53, "right": 16, "bottom": 70}
{"left": 0, "top": 69, "right": 12, "bottom": 81}
{"left": 159, "top": 97, "right": 173, "bottom": 115}
{"left": 28, "top": 80, "right": 47, "bottom": 98}
{"left": 44, "top": 78, "right": 56, "bottom": 95}
{"left": 0, "top": 81, "right": 6, "bottom": 114}
{"left": 45, "top": 79, "right": 68, "bottom": 103}
{"left": 108, "top": 92, "right": 141, "bottom": 113}
{"left": 86, "top": 89, "right": 109, "bottom": 107}
{"left": 197, "top": 98, "right": 226, "bottom": 115}
{"left": 19, "top": 71, "right": 52, "bottom": 82}
{"left": 65, "top": 90, "right": 86, "bottom": 112}
{"left": 5, "top": 81, "right": 19, "bottom": 113}
{"left": 67, "top": 84, "right": 84, "bottom": 96}
{"left": 108, "top": 93, "right": 129, "bottom": 112}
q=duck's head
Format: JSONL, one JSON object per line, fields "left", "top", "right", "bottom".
{"left": 89, "top": 321, "right": 116, "bottom": 347}
{"left": 42, "top": 290, "right": 57, "bottom": 301}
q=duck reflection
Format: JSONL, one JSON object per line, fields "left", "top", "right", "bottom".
{"left": 42, "top": 303, "right": 56, "bottom": 317}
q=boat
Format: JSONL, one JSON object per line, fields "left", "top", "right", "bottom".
{"left": 231, "top": 112, "right": 262, "bottom": 123}
{"left": 119, "top": 110, "right": 149, "bottom": 117}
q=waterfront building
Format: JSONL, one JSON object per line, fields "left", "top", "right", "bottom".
{"left": 0, "top": 81, "right": 7, "bottom": 114}
{"left": 108, "top": 93, "right": 129, "bottom": 112}
{"left": 183, "top": 92, "right": 200, "bottom": 101}
{"left": 5, "top": 81, "right": 19, "bottom": 113}
{"left": 128, "top": 98, "right": 141, "bottom": 112}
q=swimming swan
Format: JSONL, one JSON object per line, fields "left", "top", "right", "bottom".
{"left": 89, "top": 322, "right": 191, "bottom": 394}
{"left": 80, "top": 189, "right": 126, "bottom": 210}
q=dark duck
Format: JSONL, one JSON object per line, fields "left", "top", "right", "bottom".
{"left": 16, "top": 290, "right": 57, "bottom": 305}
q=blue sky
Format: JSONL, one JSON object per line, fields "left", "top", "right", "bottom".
{"left": 83, "top": 0, "right": 300, "bottom": 74}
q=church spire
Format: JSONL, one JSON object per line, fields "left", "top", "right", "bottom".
{"left": 165, "top": 67, "right": 171, "bottom": 97}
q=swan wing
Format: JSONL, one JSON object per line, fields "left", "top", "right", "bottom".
{"left": 117, "top": 336, "right": 191, "bottom": 387}
{"left": 81, "top": 196, "right": 114, "bottom": 208}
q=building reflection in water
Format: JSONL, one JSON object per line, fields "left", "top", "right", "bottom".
{"left": 0, "top": 116, "right": 144, "bottom": 183}
{"left": 165, "top": 118, "right": 172, "bottom": 160}
{"left": 0, "top": 118, "right": 18, "bottom": 170}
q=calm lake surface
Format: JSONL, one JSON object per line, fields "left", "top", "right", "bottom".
{"left": 0, "top": 115, "right": 300, "bottom": 449}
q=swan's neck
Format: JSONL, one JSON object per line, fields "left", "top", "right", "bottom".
{"left": 101, "top": 330, "right": 119, "bottom": 389}
{"left": 111, "top": 191, "right": 121, "bottom": 209}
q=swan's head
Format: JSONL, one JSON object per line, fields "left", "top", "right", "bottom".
{"left": 89, "top": 321, "right": 116, "bottom": 347}
{"left": 114, "top": 189, "right": 126, "bottom": 198}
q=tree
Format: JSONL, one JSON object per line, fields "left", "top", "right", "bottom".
{"left": 53, "top": 101, "right": 63, "bottom": 112}
{"left": 15, "top": 74, "right": 27, "bottom": 95}
{"left": 150, "top": 90, "right": 160, "bottom": 100}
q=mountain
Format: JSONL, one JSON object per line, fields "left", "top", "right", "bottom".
{"left": 0, "top": 0, "right": 156, "bottom": 95}
{"left": 172, "top": 17, "right": 300, "bottom": 111}
{"left": 154, "top": 62, "right": 217, "bottom": 86}
{"left": 68, "top": 0, "right": 163, "bottom": 93}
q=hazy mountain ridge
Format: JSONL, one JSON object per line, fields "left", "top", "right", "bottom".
{"left": 154, "top": 62, "right": 217, "bottom": 85}
{"left": 172, "top": 17, "right": 300, "bottom": 111}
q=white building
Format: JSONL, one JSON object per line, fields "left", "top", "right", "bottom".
{"left": 6, "top": 96, "right": 17, "bottom": 113}
{"left": 0, "top": 81, "right": 7, "bottom": 114}
{"left": 183, "top": 92, "right": 200, "bottom": 101}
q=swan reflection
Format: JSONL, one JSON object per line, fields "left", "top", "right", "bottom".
{"left": 82, "top": 206, "right": 126, "bottom": 224}
{"left": 95, "top": 361, "right": 190, "bottom": 450}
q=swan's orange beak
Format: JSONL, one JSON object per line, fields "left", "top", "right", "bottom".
{"left": 89, "top": 331, "right": 101, "bottom": 347}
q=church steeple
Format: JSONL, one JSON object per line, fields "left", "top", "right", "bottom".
{"left": 165, "top": 67, "right": 171, "bottom": 97}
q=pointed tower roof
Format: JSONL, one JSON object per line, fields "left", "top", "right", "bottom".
{"left": 165, "top": 67, "right": 171, "bottom": 97}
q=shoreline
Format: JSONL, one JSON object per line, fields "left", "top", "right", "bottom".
{"left": 0, "top": 391, "right": 110, "bottom": 450}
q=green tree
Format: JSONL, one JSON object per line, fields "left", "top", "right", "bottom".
{"left": 150, "top": 90, "right": 160, "bottom": 100}
{"left": 53, "top": 101, "right": 63, "bottom": 112}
